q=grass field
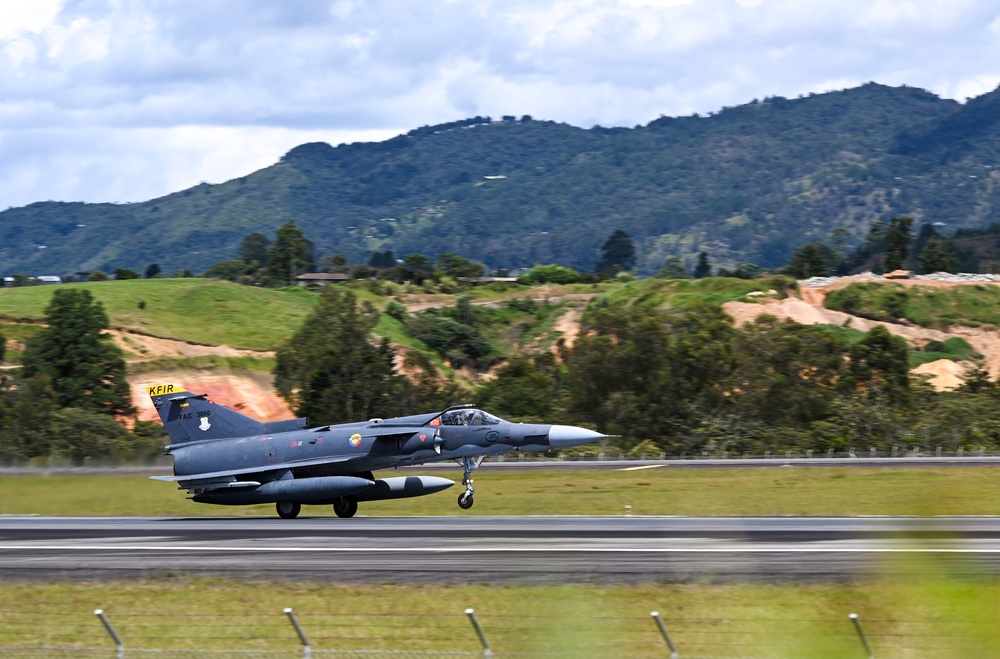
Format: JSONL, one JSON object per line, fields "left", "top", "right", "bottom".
{"left": 4, "top": 466, "right": 1000, "bottom": 517}
{"left": 3, "top": 468, "right": 1000, "bottom": 656}
{"left": 0, "top": 279, "right": 318, "bottom": 350}
{"left": 825, "top": 282, "right": 1000, "bottom": 330}
{"left": 591, "top": 276, "right": 795, "bottom": 313}
{"left": 2, "top": 577, "right": 999, "bottom": 656}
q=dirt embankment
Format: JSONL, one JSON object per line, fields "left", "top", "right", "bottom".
{"left": 723, "top": 275, "right": 1000, "bottom": 391}
{"left": 130, "top": 371, "right": 293, "bottom": 423}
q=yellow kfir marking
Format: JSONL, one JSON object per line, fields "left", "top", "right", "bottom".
{"left": 619, "top": 464, "right": 665, "bottom": 471}
{"left": 146, "top": 384, "right": 179, "bottom": 396}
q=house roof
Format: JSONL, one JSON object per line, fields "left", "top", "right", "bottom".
{"left": 294, "top": 272, "right": 350, "bottom": 281}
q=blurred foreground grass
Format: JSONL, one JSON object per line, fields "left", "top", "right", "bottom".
{"left": 2, "top": 576, "right": 1000, "bottom": 656}
{"left": 2, "top": 466, "right": 1000, "bottom": 516}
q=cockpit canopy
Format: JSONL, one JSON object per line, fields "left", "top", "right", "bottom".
{"left": 440, "top": 409, "right": 503, "bottom": 426}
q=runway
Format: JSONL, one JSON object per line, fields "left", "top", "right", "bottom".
{"left": 3, "top": 516, "right": 1000, "bottom": 584}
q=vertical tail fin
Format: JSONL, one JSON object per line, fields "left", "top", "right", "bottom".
{"left": 146, "top": 384, "right": 266, "bottom": 443}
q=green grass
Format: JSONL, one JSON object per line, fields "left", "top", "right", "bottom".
{"left": 592, "top": 276, "right": 794, "bottom": 313}
{"left": 2, "top": 576, "right": 1000, "bottom": 655}
{"left": 826, "top": 282, "right": 1000, "bottom": 330}
{"left": 4, "top": 469, "right": 1000, "bottom": 655}
{"left": 125, "top": 355, "right": 276, "bottom": 375}
{"left": 0, "top": 279, "right": 318, "bottom": 350}
{"left": 909, "top": 336, "right": 982, "bottom": 367}
{"left": 0, "top": 321, "right": 43, "bottom": 363}
{"left": 6, "top": 467, "right": 1000, "bottom": 517}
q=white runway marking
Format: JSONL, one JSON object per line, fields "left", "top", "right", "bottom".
{"left": 0, "top": 544, "right": 997, "bottom": 554}
{"left": 619, "top": 464, "right": 665, "bottom": 471}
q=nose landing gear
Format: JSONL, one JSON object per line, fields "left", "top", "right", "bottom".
{"left": 457, "top": 456, "right": 484, "bottom": 510}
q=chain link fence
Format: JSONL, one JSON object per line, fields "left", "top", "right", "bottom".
{"left": 3, "top": 606, "right": 996, "bottom": 658}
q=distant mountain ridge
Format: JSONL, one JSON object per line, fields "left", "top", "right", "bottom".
{"left": 3, "top": 82, "right": 1000, "bottom": 277}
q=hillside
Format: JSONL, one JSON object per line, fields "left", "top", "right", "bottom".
{"left": 0, "top": 279, "right": 317, "bottom": 351}
{"left": 3, "top": 83, "right": 1000, "bottom": 278}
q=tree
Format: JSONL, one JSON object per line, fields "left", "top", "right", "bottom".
{"left": 840, "top": 325, "right": 910, "bottom": 404}
{"left": 201, "top": 259, "right": 250, "bottom": 281}
{"left": 595, "top": 229, "right": 636, "bottom": 275}
{"left": 475, "top": 356, "right": 558, "bottom": 419}
{"left": 274, "top": 287, "right": 399, "bottom": 423}
{"left": 267, "top": 221, "right": 315, "bottom": 285}
{"left": 322, "top": 253, "right": 349, "bottom": 274}
{"left": 884, "top": 216, "right": 914, "bottom": 271}
{"left": 239, "top": 232, "right": 270, "bottom": 266}
{"left": 113, "top": 268, "right": 139, "bottom": 280}
{"left": 402, "top": 254, "right": 433, "bottom": 284}
{"left": 656, "top": 256, "right": 689, "bottom": 279}
{"left": 521, "top": 264, "right": 582, "bottom": 285}
{"left": 436, "top": 253, "right": 486, "bottom": 279}
{"left": 21, "top": 289, "right": 133, "bottom": 417}
{"left": 368, "top": 250, "right": 396, "bottom": 270}
{"left": 693, "top": 252, "right": 712, "bottom": 279}
{"left": 918, "top": 236, "right": 958, "bottom": 274}
{"left": 787, "top": 243, "right": 836, "bottom": 279}
{"left": 144, "top": 263, "right": 162, "bottom": 279}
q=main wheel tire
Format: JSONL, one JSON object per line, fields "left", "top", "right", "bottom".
{"left": 276, "top": 501, "right": 301, "bottom": 519}
{"left": 458, "top": 493, "right": 474, "bottom": 510}
{"left": 333, "top": 497, "right": 358, "bottom": 518}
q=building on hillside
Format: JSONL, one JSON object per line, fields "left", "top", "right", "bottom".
{"left": 456, "top": 276, "right": 520, "bottom": 286}
{"left": 2, "top": 275, "right": 62, "bottom": 287}
{"left": 293, "top": 272, "right": 350, "bottom": 288}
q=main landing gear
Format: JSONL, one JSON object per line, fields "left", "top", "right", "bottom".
{"left": 457, "top": 456, "right": 484, "bottom": 509}
{"left": 333, "top": 496, "right": 358, "bottom": 518}
{"left": 276, "top": 501, "right": 301, "bottom": 519}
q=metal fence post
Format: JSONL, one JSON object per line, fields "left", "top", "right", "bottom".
{"left": 465, "top": 608, "right": 492, "bottom": 657}
{"left": 284, "top": 607, "right": 311, "bottom": 659}
{"left": 650, "top": 611, "right": 679, "bottom": 658}
{"left": 849, "top": 613, "right": 874, "bottom": 659}
{"left": 94, "top": 609, "right": 124, "bottom": 659}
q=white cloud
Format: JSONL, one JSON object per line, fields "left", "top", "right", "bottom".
{"left": 0, "top": 0, "right": 1000, "bottom": 208}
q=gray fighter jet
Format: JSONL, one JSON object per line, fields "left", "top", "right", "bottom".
{"left": 147, "top": 383, "right": 606, "bottom": 518}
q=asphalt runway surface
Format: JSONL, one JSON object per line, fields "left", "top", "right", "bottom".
{"left": 4, "top": 515, "right": 1000, "bottom": 584}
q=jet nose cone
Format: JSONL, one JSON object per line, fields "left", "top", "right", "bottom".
{"left": 547, "top": 425, "right": 606, "bottom": 449}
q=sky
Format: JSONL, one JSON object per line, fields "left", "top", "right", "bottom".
{"left": 2, "top": 0, "right": 1000, "bottom": 211}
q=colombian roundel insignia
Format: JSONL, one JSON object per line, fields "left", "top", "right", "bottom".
{"left": 349, "top": 433, "right": 362, "bottom": 447}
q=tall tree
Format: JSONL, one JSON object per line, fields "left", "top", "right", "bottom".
{"left": 267, "top": 221, "right": 315, "bottom": 284}
{"left": 239, "top": 232, "right": 271, "bottom": 266}
{"left": 144, "top": 263, "right": 162, "bottom": 279}
{"left": 918, "top": 236, "right": 958, "bottom": 274}
{"left": 840, "top": 325, "right": 910, "bottom": 405}
{"left": 656, "top": 256, "right": 690, "bottom": 279}
{"left": 436, "top": 253, "right": 486, "bottom": 279}
{"left": 693, "top": 251, "right": 712, "bottom": 279}
{"left": 596, "top": 229, "right": 636, "bottom": 274}
{"left": 787, "top": 243, "right": 836, "bottom": 279}
{"left": 21, "top": 289, "right": 133, "bottom": 417}
{"left": 274, "top": 287, "right": 399, "bottom": 423}
{"left": 884, "top": 216, "right": 914, "bottom": 271}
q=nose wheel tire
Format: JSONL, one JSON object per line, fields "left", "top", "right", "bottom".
{"left": 276, "top": 501, "right": 301, "bottom": 519}
{"left": 333, "top": 496, "right": 358, "bottom": 518}
{"left": 458, "top": 492, "right": 474, "bottom": 509}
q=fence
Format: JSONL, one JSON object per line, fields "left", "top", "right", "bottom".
{"left": 2, "top": 606, "right": 994, "bottom": 658}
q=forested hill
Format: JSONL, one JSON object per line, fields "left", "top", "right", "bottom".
{"left": 4, "top": 82, "right": 1000, "bottom": 277}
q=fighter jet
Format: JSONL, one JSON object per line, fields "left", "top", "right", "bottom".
{"left": 146, "top": 384, "right": 606, "bottom": 518}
